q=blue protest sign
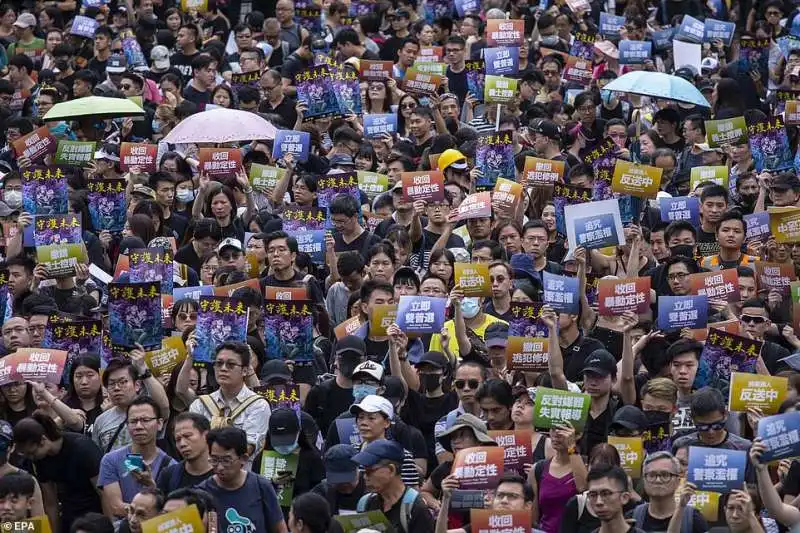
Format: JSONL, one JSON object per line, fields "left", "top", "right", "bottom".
{"left": 454, "top": 0, "right": 479, "bottom": 17}
{"left": 599, "top": 12, "right": 625, "bottom": 39}
{"left": 543, "top": 272, "right": 580, "bottom": 314}
{"left": 651, "top": 28, "right": 675, "bottom": 51}
{"left": 777, "top": 36, "right": 800, "bottom": 59}
{"left": 288, "top": 229, "right": 325, "bottom": 264}
{"left": 659, "top": 196, "right": 700, "bottom": 225}
{"left": 687, "top": 447, "right": 747, "bottom": 492}
{"left": 335, "top": 417, "right": 361, "bottom": 447}
{"left": 174, "top": 285, "right": 214, "bottom": 302}
{"left": 71, "top": 15, "right": 100, "bottom": 38}
{"left": 744, "top": 211, "right": 771, "bottom": 242}
{"left": 704, "top": 18, "right": 735, "bottom": 46}
{"left": 396, "top": 295, "right": 447, "bottom": 334}
{"left": 618, "top": 40, "right": 652, "bottom": 64}
{"left": 677, "top": 15, "right": 705, "bottom": 44}
{"left": 657, "top": 296, "right": 708, "bottom": 331}
{"left": 573, "top": 214, "right": 619, "bottom": 250}
{"left": 758, "top": 412, "right": 800, "bottom": 462}
{"left": 272, "top": 130, "right": 310, "bottom": 163}
{"left": 565, "top": 199, "right": 624, "bottom": 252}
{"left": 484, "top": 47, "right": 520, "bottom": 76}
{"left": 363, "top": 114, "right": 397, "bottom": 138}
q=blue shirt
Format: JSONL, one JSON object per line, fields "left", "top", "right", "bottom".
{"left": 197, "top": 472, "right": 284, "bottom": 533}
{"left": 97, "top": 445, "right": 176, "bottom": 504}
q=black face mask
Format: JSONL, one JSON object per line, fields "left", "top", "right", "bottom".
{"left": 669, "top": 244, "right": 695, "bottom": 258}
{"left": 338, "top": 355, "right": 361, "bottom": 379}
{"left": 644, "top": 410, "right": 672, "bottom": 427}
{"left": 421, "top": 373, "right": 442, "bottom": 393}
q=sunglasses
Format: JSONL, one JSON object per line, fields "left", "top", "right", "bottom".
{"left": 740, "top": 314, "right": 767, "bottom": 324}
{"left": 695, "top": 419, "right": 726, "bottom": 432}
{"left": 454, "top": 379, "right": 480, "bottom": 390}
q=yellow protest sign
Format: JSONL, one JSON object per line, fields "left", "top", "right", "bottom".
{"left": 728, "top": 372, "right": 787, "bottom": 414}
{"left": 454, "top": 262, "right": 491, "bottom": 297}
{"left": 770, "top": 206, "right": 800, "bottom": 243}
{"left": 144, "top": 336, "right": 187, "bottom": 377}
{"left": 608, "top": 436, "right": 644, "bottom": 478}
{"left": 142, "top": 504, "right": 204, "bottom": 533}
{"left": 611, "top": 160, "right": 662, "bottom": 197}
{"left": 369, "top": 304, "right": 398, "bottom": 337}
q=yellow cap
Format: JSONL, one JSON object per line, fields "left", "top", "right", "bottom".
{"left": 438, "top": 148, "right": 468, "bottom": 172}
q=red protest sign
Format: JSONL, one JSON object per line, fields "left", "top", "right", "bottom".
{"left": 755, "top": 262, "right": 796, "bottom": 296}
{"left": 489, "top": 430, "right": 533, "bottom": 474}
{"left": 10, "top": 348, "right": 68, "bottom": 385}
{"left": 485, "top": 19, "right": 525, "bottom": 47}
{"left": 401, "top": 171, "right": 445, "bottom": 203}
{"left": 689, "top": 269, "right": 740, "bottom": 303}
{"left": 523, "top": 157, "right": 565, "bottom": 186}
{"left": 402, "top": 70, "right": 442, "bottom": 95}
{"left": 198, "top": 148, "right": 243, "bottom": 178}
{"left": 470, "top": 510, "right": 531, "bottom": 533}
{"left": 417, "top": 46, "right": 443, "bottom": 62}
{"left": 597, "top": 277, "right": 651, "bottom": 316}
{"left": 13, "top": 126, "right": 56, "bottom": 163}
{"left": 120, "top": 142, "right": 158, "bottom": 172}
{"left": 457, "top": 192, "right": 492, "bottom": 220}
{"left": 359, "top": 60, "right": 393, "bottom": 81}
{"left": 452, "top": 446, "right": 505, "bottom": 489}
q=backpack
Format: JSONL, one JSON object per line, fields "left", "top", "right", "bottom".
{"left": 357, "top": 487, "right": 419, "bottom": 533}
{"left": 633, "top": 503, "right": 694, "bottom": 533}
{"left": 198, "top": 394, "right": 263, "bottom": 429}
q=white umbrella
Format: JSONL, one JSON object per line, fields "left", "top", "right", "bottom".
{"left": 162, "top": 107, "right": 278, "bottom": 144}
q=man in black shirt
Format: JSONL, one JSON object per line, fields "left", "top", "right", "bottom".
{"left": 281, "top": 36, "right": 314, "bottom": 97}
{"left": 311, "top": 444, "right": 367, "bottom": 514}
{"left": 697, "top": 183, "right": 728, "bottom": 257}
{"left": 330, "top": 194, "right": 380, "bottom": 255}
{"left": 333, "top": 28, "right": 380, "bottom": 61}
{"left": 653, "top": 108, "right": 686, "bottom": 154}
{"left": 581, "top": 350, "right": 623, "bottom": 457}
{"left": 156, "top": 413, "right": 213, "bottom": 495}
{"left": 182, "top": 53, "right": 217, "bottom": 107}
{"left": 379, "top": 9, "right": 412, "bottom": 62}
{"left": 259, "top": 69, "right": 297, "bottom": 128}
{"left": 444, "top": 36, "right": 468, "bottom": 106}
{"left": 175, "top": 218, "right": 222, "bottom": 276}
{"left": 87, "top": 26, "right": 113, "bottom": 79}
{"left": 261, "top": 231, "right": 326, "bottom": 306}
{"left": 172, "top": 24, "right": 202, "bottom": 83}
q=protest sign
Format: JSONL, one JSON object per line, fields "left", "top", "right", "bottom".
{"left": 652, "top": 28, "right": 675, "bottom": 50}
{"left": 691, "top": 319, "right": 739, "bottom": 341}
{"left": 108, "top": 282, "right": 162, "bottom": 349}
{"left": 484, "top": 47, "right": 519, "bottom": 76}
{"left": 198, "top": 148, "right": 242, "bottom": 179}
{"left": 288, "top": 230, "right": 325, "bottom": 264}
{"left": 786, "top": 100, "right": 800, "bottom": 125}
{"left": 369, "top": 304, "right": 398, "bottom": 337}
{"left": 401, "top": 171, "right": 445, "bottom": 203}
{"left": 469, "top": 510, "right": 531, "bottom": 533}
{"left": 597, "top": 277, "right": 651, "bottom": 315}
{"left": 336, "top": 512, "right": 393, "bottom": 533}
{"left": 417, "top": 46, "right": 443, "bottom": 62}
{"left": 22, "top": 166, "right": 67, "bottom": 215}
{"left": 264, "top": 286, "right": 308, "bottom": 301}
{"left": 359, "top": 60, "right": 393, "bottom": 81}
{"left": 553, "top": 183, "right": 592, "bottom": 236}
{"left": 34, "top": 214, "right": 86, "bottom": 277}
{"left": 128, "top": 247, "right": 173, "bottom": 295}
{"left": 534, "top": 387, "right": 591, "bottom": 431}
{"left": 599, "top": 13, "right": 625, "bottom": 38}
{"left": 294, "top": 65, "right": 339, "bottom": 119}
{"left": 9, "top": 348, "right": 68, "bottom": 385}
{"left": 687, "top": 447, "right": 747, "bottom": 492}
{"left": 249, "top": 164, "right": 285, "bottom": 193}
{"left": 704, "top": 18, "right": 735, "bottom": 45}
{"left": 71, "top": 14, "right": 99, "bottom": 37}
{"left": 142, "top": 504, "right": 204, "bottom": 533}
{"left": 509, "top": 303, "right": 549, "bottom": 338}
{"left": 659, "top": 196, "right": 700, "bottom": 225}
{"left": 608, "top": 436, "right": 644, "bottom": 478}
{"left": 706, "top": 117, "right": 747, "bottom": 148}
{"left": 728, "top": 372, "right": 787, "bottom": 414}
{"left": 213, "top": 278, "right": 260, "bottom": 298}
{"left": 643, "top": 419, "right": 672, "bottom": 455}
{"left": 357, "top": 171, "right": 390, "bottom": 198}
{"left": 466, "top": 60, "right": 485, "bottom": 102}
{"left": 677, "top": 14, "right": 705, "bottom": 43}
{"left": 454, "top": 263, "right": 491, "bottom": 297}
{"left": 689, "top": 491, "right": 721, "bottom": 523}
{"left": 144, "top": 336, "right": 187, "bottom": 377}
{"left": 484, "top": 75, "right": 518, "bottom": 104}
{"left": 457, "top": 192, "right": 492, "bottom": 220}
{"left": 611, "top": 161, "right": 662, "bottom": 197}
{"left": 254, "top": 384, "right": 301, "bottom": 413}
{"left": 523, "top": 157, "right": 565, "bottom": 185}
{"left": 492, "top": 178, "right": 523, "bottom": 213}
{"left": 334, "top": 316, "right": 364, "bottom": 340}
{"left": 272, "top": 130, "right": 311, "bottom": 163}
{"left": 690, "top": 166, "right": 729, "bottom": 190}
{"left": 396, "top": 295, "right": 447, "bottom": 335}
{"left": 618, "top": 40, "right": 652, "bottom": 64}
{"left": 485, "top": 19, "right": 524, "bottom": 46}
{"left": 565, "top": 198, "right": 624, "bottom": 251}
{"left": 453, "top": 446, "right": 505, "bottom": 489}
{"left": 475, "top": 131, "right": 515, "bottom": 189}
{"left": 696, "top": 329, "right": 762, "bottom": 398}
{"left": 13, "top": 126, "right": 56, "bottom": 162}
{"left": 259, "top": 450, "right": 299, "bottom": 506}
{"left": 689, "top": 269, "right": 740, "bottom": 303}
{"left": 489, "top": 430, "right": 533, "bottom": 475}
{"left": 54, "top": 140, "right": 95, "bottom": 166}
{"left": 120, "top": 142, "right": 157, "bottom": 172}
{"left": 657, "top": 295, "right": 708, "bottom": 330}
{"left": 42, "top": 319, "right": 102, "bottom": 373}
{"left": 402, "top": 70, "right": 442, "bottom": 95}
{"left": 755, "top": 262, "right": 795, "bottom": 295}
{"left": 193, "top": 296, "right": 248, "bottom": 362}
{"left": 87, "top": 178, "right": 127, "bottom": 233}
{"left": 363, "top": 114, "right": 397, "bottom": 138}
{"left": 543, "top": 272, "right": 580, "bottom": 314}
{"left": 745, "top": 211, "right": 771, "bottom": 243}
{"left": 263, "top": 300, "right": 314, "bottom": 363}
{"left": 506, "top": 337, "right": 549, "bottom": 372}
{"left": 757, "top": 412, "right": 800, "bottom": 462}
{"left": 771, "top": 206, "right": 800, "bottom": 243}
{"left": 748, "top": 116, "right": 794, "bottom": 172}
{"left": 333, "top": 68, "right": 361, "bottom": 115}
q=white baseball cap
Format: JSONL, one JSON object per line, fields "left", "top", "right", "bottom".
{"left": 349, "top": 394, "right": 394, "bottom": 419}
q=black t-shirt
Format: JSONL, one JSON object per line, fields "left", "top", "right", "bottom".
{"left": 202, "top": 16, "right": 230, "bottom": 42}
{"left": 259, "top": 96, "right": 299, "bottom": 129}
{"left": 34, "top": 432, "right": 103, "bottom": 529}
{"left": 401, "top": 390, "right": 459, "bottom": 467}
{"left": 697, "top": 228, "right": 719, "bottom": 257}
{"left": 664, "top": 137, "right": 686, "bottom": 154}
{"left": 446, "top": 67, "right": 468, "bottom": 106}
{"left": 171, "top": 50, "right": 200, "bottom": 83}
{"left": 361, "top": 488, "right": 435, "bottom": 533}
{"left": 379, "top": 35, "right": 407, "bottom": 62}
{"left": 364, "top": 337, "right": 390, "bottom": 363}
{"left": 559, "top": 496, "right": 638, "bottom": 533}
{"left": 410, "top": 229, "right": 465, "bottom": 271}
{"left": 268, "top": 44, "right": 286, "bottom": 69}
{"left": 156, "top": 462, "right": 213, "bottom": 495}
{"left": 281, "top": 53, "right": 313, "bottom": 83}
{"left": 175, "top": 243, "right": 202, "bottom": 277}
{"left": 304, "top": 378, "right": 354, "bottom": 436}
{"left": 562, "top": 333, "right": 606, "bottom": 383}
{"left": 334, "top": 229, "right": 380, "bottom": 254}
{"left": 183, "top": 83, "right": 212, "bottom": 106}
{"left": 581, "top": 395, "right": 621, "bottom": 456}
{"left": 311, "top": 477, "right": 366, "bottom": 514}
{"left": 259, "top": 271, "right": 325, "bottom": 307}
{"left": 145, "top": 67, "right": 184, "bottom": 84}
{"left": 626, "top": 505, "right": 708, "bottom": 533}
{"left": 87, "top": 57, "right": 108, "bottom": 79}
{"left": 164, "top": 213, "right": 189, "bottom": 244}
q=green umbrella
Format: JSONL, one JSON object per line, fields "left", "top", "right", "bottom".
{"left": 43, "top": 95, "right": 146, "bottom": 121}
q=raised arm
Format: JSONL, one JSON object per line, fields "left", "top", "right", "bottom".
{"left": 542, "top": 305, "right": 567, "bottom": 390}
{"left": 618, "top": 311, "right": 638, "bottom": 406}
{"left": 270, "top": 153, "right": 296, "bottom": 206}
{"left": 752, "top": 438, "right": 800, "bottom": 526}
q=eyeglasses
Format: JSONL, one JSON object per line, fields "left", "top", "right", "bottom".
{"left": 494, "top": 491, "right": 523, "bottom": 501}
{"left": 577, "top": 105, "right": 595, "bottom": 113}
{"left": 587, "top": 490, "right": 623, "bottom": 501}
{"left": 128, "top": 416, "right": 158, "bottom": 426}
{"left": 741, "top": 314, "right": 767, "bottom": 324}
{"left": 454, "top": 379, "right": 480, "bottom": 390}
{"left": 177, "top": 312, "right": 197, "bottom": 322}
{"left": 695, "top": 419, "right": 726, "bottom": 432}
{"left": 400, "top": 102, "right": 417, "bottom": 109}
{"left": 213, "top": 360, "right": 244, "bottom": 369}
{"left": 667, "top": 272, "right": 689, "bottom": 281}
{"left": 445, "top": 47, "right": 463, "bottom": 54}
{"left": 209, "top": 455, "right": 238, "bottom": 466}
{"left": 107, "top": 378, "right": 131, "bottom": 390}
{"left": 643, "top": 471, "right": 679, "bottom": 483}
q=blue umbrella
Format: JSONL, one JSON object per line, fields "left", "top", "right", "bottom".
{"left": 603, "top": 71, "right": 711, "bottom": 108}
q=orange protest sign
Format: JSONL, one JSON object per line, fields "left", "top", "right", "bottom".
{"left": 198, "top": 148, "right": 243, "bottom": 178}
{"left": 10, "top": 348, "right": 68, "bottom": 385}
{"left": 489, "top": 430, "right": 533, "bottom": 473}
{"left": 265, "top": 286, "right": 308, "bottom": 300}
{"left": 457, "top": 192, "right": 492, "bottom": 220}
{"left": 453, "top": 446, "right": 505, "bottom": 489}
{"left": 213, "top": 278, "right": 260, "bottom": 297}
{"left": 402, "top": 70, "right": 442, "bottom": 95}
{"left": 485, "top": 19, "right": 525, "bottom": 46}
{"left": 523, "top": 157, "right": 565, "bottom": 186}
{"left": 417, "top": 46, "right": 443, "bottom": 62}
{"left": 493, "top": 178, "right": 523, "bottom": 213}
{"left": 597, "top": 277, "right": 651, "bottom": 315}
{"left": 120, "top": 142, "right": 158, "bottom": 172}
{"left": 335, "top": 316, "right": 364, "bottom": 340}
{"left": 506, "top": 337, "right": 549, "bottom": 372}
{"left": 359, "top": 60, "right": 393, "bottom": 81}
{"left": 401, "top": 171, "right": 445, "bottom": 203}
{"left": 689, "top": 269, "right": 740, "bottom": 302}
{"left": 13, "top": 126, "right": 56, "bottom": 162}
{"left": 755, "top": 261, "right": 796, "bottom": 295}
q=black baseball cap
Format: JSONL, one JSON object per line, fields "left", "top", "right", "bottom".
{"left": 415, "top": 351, "right": 449, "bottom": 369}
{"left": 582, "top": 349, "right": 617, "bottom": 377}
{"left": 335, "top": 335, "right": 366, "bottom": 357}
{"left": 610, "top": 405, "right": 649, "bottom": 432}
{"left": 261, "top": 360, "right": 291, "bottom": 384}
{"left": 324, "top": 444, "right": 359, "bottom": 484}
{"left": 268, "top": 408, "right": 300, "bottom": 448}
{"left": 532, "top": 119, "right": 561, "bottom": 141}
{"left": 770, "top": 172, "right": 800, "bottom": 191}
{"left": 485, "top": 322, "right": 509, "bottom": 349}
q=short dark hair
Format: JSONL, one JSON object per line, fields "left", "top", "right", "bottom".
{"left": 69, "top": 513, "right": 115, "bottom": 533}
{"left": 360, "top": 279, "right": 393, "bottom": 304}
{"left": 0, "top": 473, "right": 35, "bottom": 499}
{"left": 102, "top": 358, "right": 137, "bottom": 387}
{"left": 684, "top": 114, "right": 706, "bottom": 136}
{"left": 264, "top": 230, "right": 299, "bottom": 254}
{"left": 13, "top": 413, "right": 62, "bottom": 447}
{"left": 334, "top": 28, "right": 360, "bottom": 46}
{"left": 290, "top": 493, "right": 332, "bottom": 533}
{"left": 74, "top": 68, "right": 98, "bottom": 87}
{"left": 666, "top": 338, "right": 703, "bottom": 363}
{"left": 8, "top": 54, "right": 34, "bottom": 74}
{"left": 330, "top": 194, "right": 360, "bottom": 217}
{"left": 191, "top": 53, "right": 216, "bottom": 73}
{"left": 586, "top": 464, "right": 629, "bottom": 492}
{"left": 741, "top": 297, "right": 767, "bottom": 311}
{"left": 192, "top": 218, "right": 223, "bottom": 241}
{"left": 472, "top": 239, "right": 504, "bottom": 260}
{"left": 446, "top": 35, "right": 466, "bottom": 47}
{"left": 207, "top": 427, "right": 248, "bottom": 456}
{"left": 496, "top": 472, "right": 534, "bottom": 502}
{"left": 664, "top": 220, "right": 697, "bottom": 243}
{"left": 737, "top": 266, "right": 755, "bottom": 280}
{"left": 164, "top": 488, "right": 216, "bottom": 518}
{"left": 476, "top": 378, "right": 514, "bottom": 408}
{"left": 215, "top": 340, "right": 251, "bottom": 368}
{"left": 690, "top": 386, "right": 726, "bottom": 417}
{"left": 173, "top": 412, "right": 211, "bottom": 433}
{"left": 716, "top": 210, "right": 744, "bottom": 231}
{"left": 127, "top": 396, "right": 163, "bottom": 420}
{"left": 700, "top": 184, "right": 728, "bottom": 204}
{"left": 3, "top": 255, "right": 35, "bottom": 274}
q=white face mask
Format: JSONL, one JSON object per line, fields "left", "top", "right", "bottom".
{"left": 3, "top": 190, "right": 21, "bottom": 209}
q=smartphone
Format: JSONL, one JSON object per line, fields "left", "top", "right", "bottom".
{"left": 125, "top": 454, "right": 145, "bottom": 472}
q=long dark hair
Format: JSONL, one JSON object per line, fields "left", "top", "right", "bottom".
{"left": 63, "top": 353, "right": 103, "bottom": 410}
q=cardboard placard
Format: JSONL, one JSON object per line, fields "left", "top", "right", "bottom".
{"left": 657, "top": 295, "right": 708, "bottom": 331}
{"left": 457, "top": 192, "right": 492, "bottom": 220}
{"left": 770, "top": 206, "right": 800, "bottom": 243}
{"left": 401, "top": 171, "right": 445, "bottom": 203}
{"left": 484, "top": 75, "right": 518, "bottom": 104}
{"left": 597, "top": 277, "right": 651, "bottom": 316}
{"left": 659, "top": 196, "right": 700, "bottom": 225}
{"left": 396, "top": 295, "right": 447, "bottom": 335}
{"left": 359, "top": 60, "right": 393, "bottom": 81}
{"left": 485, "top": 19, "right": 525, "bottom": 47}
{"left": 689, "top": 269, "right": 740, "bottom": 302}
{"left": 452, "top": 446, "right": 505, "bottom": 489}
{"left": 755, "top": 261, "right": 796, "bottom": 295}
{"left": 142, "top": 504, "right": 204, "bottom": 533}
{"left": 198, "top": 148, "right": 243, "bottom": 178}
{"left": 706, "top": 117, "right": 747, "bottom": 148}
{"left": 469, "top": 510, "right": 531, "bottom": 533}
{"left": 402, "top": 70, "right": 442, "bottom": 95}
{"left": 120, "top": 142, "right": 157, "bottom": 172}
{"left": 757, "top": 412, "right": 800, "bottom": 462}
{"left": 369, "top": 304, "right": 398, "bottom": 337}
{"left": 489, "top": 430, "right": 533, "bottom": 474}
{"left": 533, "top": 386, "right": 591, "bottom": 431}
{"left": 264, "top": 286, "right": 308, "bottom": 300}
{"left": 728, "top": 372, "right": 787, "bottom": 414}
{"left": 690, "top": 166, "right": 729, "bottom": 190}
{"left": 523, "top": 157, "right": 565, "bottom": 185}
{"left": 611, "top": 160, "right": 662, "bottom": 197}
{"left": 505, "top": 337, "right": 549, "bottom": 372}
{"left": 608, "top": 436, "right": 644, "bottom": 478}
{"left": 334, "top": 316, "right": 363, "bottom": 340}
{"left": 492, "top": 177, "right": 523, "bottom": 213}
{"left": 454, "top": 262, "right": 491, "bottom": 297}
{"left": 144, "top": 336, "right": 187, "bottom": 377}
{"left": 687, "top": 447, "right": 746, "bottom": 492}
{"left": 13, "top": 126, "right": 56, "bottom": 162}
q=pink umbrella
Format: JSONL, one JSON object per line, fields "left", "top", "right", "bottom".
{"left": 162, "top": 107, "right": 278, "bottom": 144}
